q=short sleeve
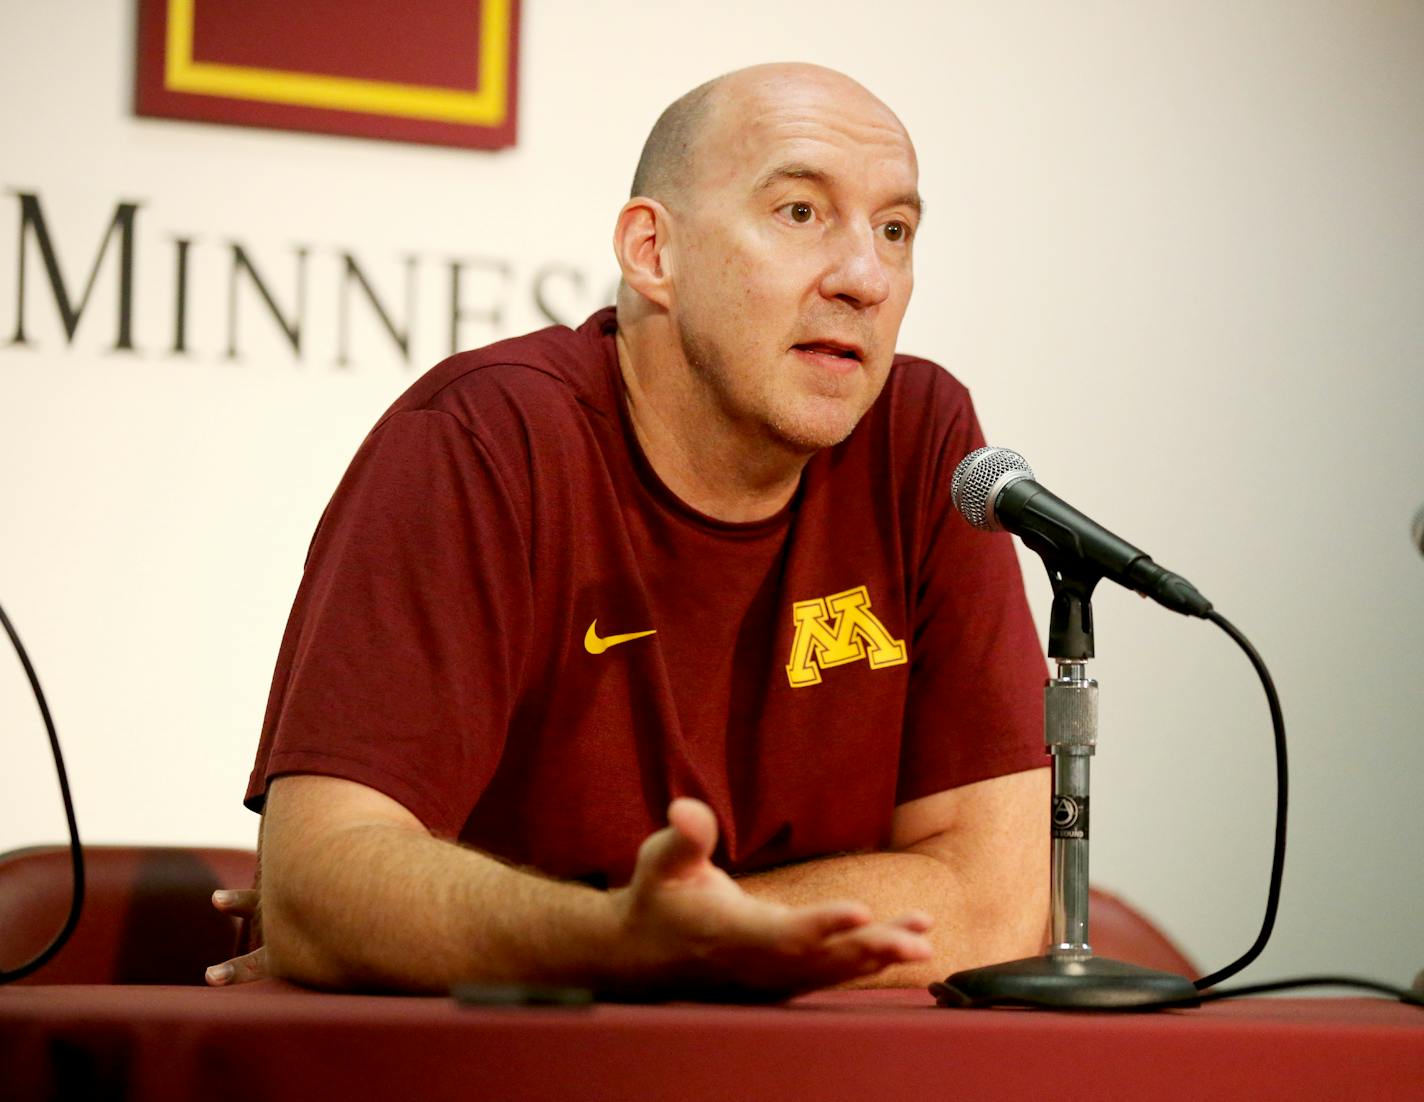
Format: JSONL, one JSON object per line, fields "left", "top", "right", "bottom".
{"left": 245, "top": 409, "right": 533, "bottom": 838}
{"left": 896, "top": 382, "right": 1048, "bottom": 804}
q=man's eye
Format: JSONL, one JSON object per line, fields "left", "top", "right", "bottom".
{"left": 785, "top": 202, "right": 814, "bottom": 224}
{"left": 883, "top": 221, "right": 910, "bottom": 243}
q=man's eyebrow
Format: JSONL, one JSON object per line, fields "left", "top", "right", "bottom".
{"left": 754, "top": 163, "right": 831, "bottom": 192}
{"left": 892, "top": 192, "right": 925, "bottom": 221}
{"left": 753, "top": 163, "right": 924, "bottom": 220}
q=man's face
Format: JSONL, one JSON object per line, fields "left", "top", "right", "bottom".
{"left": 668, "top": 71, "right": 921, "bottom": 454}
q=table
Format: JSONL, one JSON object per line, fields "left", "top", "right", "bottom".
{"left": 2, "top": 982, "right": 1420, "bottom": 1101}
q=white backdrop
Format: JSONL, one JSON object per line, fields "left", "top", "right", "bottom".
{"left": 2, "top": 1, "right": 1420, "bottom": 989}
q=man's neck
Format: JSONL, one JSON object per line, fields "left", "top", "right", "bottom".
{"left": 614, "top": 329, "right": 808, "bottom": 524}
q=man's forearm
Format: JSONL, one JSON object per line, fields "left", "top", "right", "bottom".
{"left": 264, "top": 817, "right": 626, "bottom": 992}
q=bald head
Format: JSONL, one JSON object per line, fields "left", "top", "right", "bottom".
{"left": 629, "top": 77, "right": 719, "bottom": 202}
{"left": 630, "top": 64, "right": 912, "bottom": 208}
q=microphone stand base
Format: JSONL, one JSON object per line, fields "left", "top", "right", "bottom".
{"left": 931, "top": 955, "right": 1199, "bottom": 1010}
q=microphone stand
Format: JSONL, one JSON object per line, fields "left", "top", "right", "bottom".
{"left": 932, "top": 561, "right": 1199, "bottom": 1009}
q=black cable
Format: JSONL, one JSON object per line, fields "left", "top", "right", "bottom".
{"left": 1078, "top": 976, "right": 1424, "bottom": 1013}
{"left": 1180, "top": 615, "right": 1421, "bottom": 1011}
{"left": 1192, "top": 611, "right": 1288, "bottom": 992}
{"left": 0, "top": 598, "right": 84, "bottom": 984}
{"left": 1198, "top": 976, "right": 1423, "bottom": 1005}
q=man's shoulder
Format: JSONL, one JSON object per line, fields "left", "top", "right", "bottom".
{"left": 886, "top": 351, "right": 971, "bottom": 404}
{"left": 378, "top": 309, "right": 619, "bottom": 435}
{"left": 816, "top": 352, "right": 981, "bottom": 495}
{"left": 862, "top": 351, "right": 976, "bottom": 441}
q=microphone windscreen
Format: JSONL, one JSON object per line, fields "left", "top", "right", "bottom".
{"left": 951, "top": 446, "right": 1034, "bottom": 531}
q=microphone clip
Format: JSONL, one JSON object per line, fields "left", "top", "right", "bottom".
{"left": 1040, "top": 556, "right": 1102, "bottom": 661}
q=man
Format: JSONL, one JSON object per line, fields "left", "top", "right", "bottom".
{"left": 216, "top": 62, "right": 1049, "bottom": 998}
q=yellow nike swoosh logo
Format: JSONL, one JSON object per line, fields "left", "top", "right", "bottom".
{"left": 584, "top": 620, "right": 656, "bottom": 655}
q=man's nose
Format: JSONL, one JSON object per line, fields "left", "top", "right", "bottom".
{"left": 820, "top": 225, "right": 891, "bottom": 308}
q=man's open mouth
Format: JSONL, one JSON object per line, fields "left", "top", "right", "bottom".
{"left": 793, "top": 342, "right": 862, "bottom": 363}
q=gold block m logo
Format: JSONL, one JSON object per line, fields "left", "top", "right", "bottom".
{"left": 785, "top": 585, "right": 908, "bottom": 688}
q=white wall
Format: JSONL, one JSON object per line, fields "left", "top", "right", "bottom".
{"left": 2, "top": 1, "right": 1420, "bottom": 990}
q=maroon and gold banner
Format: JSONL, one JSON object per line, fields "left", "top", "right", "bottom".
{"left": 135, "top": 0, "right": 519, "bottom": 150}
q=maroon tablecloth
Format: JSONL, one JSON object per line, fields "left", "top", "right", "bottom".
{"left": 2, "top": 981, "right": 1420, "bottom": 1101}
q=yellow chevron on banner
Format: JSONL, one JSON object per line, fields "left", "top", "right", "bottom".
{"left": 163, "top": 0, "right": 510, "bottom": 126}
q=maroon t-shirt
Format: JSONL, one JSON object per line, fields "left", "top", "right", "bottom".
{"left": 247, "top": 309, "right": 1046, "bottom": 885}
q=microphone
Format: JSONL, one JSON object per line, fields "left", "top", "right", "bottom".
{"left": 951, "top": 446, "right": 1212, "bottom": 618}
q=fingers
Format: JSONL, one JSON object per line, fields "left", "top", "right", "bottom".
{"left": 637, "top": 798, "right": 719, "bottom": 884}
{"left": 785, "top": 903, "right": 930, "bottom": 946}
{"left": 786, "top": 900, "right": 874, "bottom": 942}
{"left": 888, "top": 909, "right": 934, "bottom": 935}
{"left": 848, "top": 910, "right": 936, "bottom": 962}
{"left": 665, "top": 798, "right": 718, "bottom": 860}
{"left": 804, "top": 911, "right": 933, "bottom": 965}
{"left": 802, "top": 920, "right": 934, "bottom": 988}
{"left": 205, "top": 947, "right": 268, "bottom": 986}
{"left": 829, "top": 920, "right": 934, "bottom": 962}
{"left": 211, "top": 888, "right": 260, "bottom": 917}
{"left": 728, "top": 900, "right": 932, "bottom": 985}
{"left": 786, "top": 907, "right": 935, "bottom": 986}
{"left": 694, "top": 908, "right": 933, "bottom": 996}
{"left": 207, "top": 889, "right": 267, "bottom": 986}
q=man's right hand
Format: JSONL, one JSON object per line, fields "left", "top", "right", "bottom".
{"left": 609, "top": 797, "right": 933, "bottom": 997}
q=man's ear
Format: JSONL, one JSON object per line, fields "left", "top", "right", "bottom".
{"left": 613, "top": 198, "right": 677, "bottom": 309}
